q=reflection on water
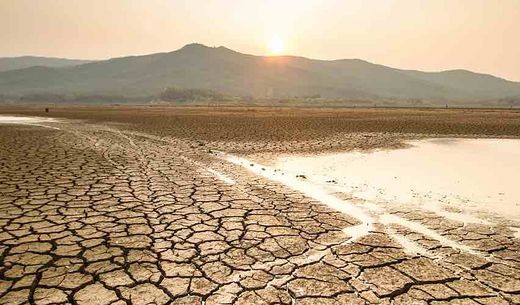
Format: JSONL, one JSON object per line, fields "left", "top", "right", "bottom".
{"left": 275, "top": 138, "right": 520, "bottom": 221}
{"left": 0, "top": 115, "right": 60, "bottom": 129}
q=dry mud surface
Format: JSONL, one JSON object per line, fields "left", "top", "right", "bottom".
{"left": 1, "top": 107, "right": 520, "bottom": 304}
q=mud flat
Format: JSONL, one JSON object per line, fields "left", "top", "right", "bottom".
{"left": 1, "top": 107, "right": 520, "bottom": 304}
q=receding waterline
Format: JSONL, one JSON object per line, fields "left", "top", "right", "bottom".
{"left": 220, "top": 153, "right": 375, "bottom": 241}
{"left": 218, "top": 142, "right": 503, "bottom": 254}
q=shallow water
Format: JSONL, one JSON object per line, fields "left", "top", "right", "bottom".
{"left": 275, "top": 138, "right": 520, "bottom": 221}
{"left": 0, "top": 115, "right": 60, "bottom": 129}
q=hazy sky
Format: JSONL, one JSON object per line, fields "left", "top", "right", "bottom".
{"left": 1, "top": 0, "right": 520, "bottom": 81}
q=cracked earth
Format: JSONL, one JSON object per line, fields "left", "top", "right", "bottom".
{"left": 1, "top": 116, "right": 520, "bottom": 305}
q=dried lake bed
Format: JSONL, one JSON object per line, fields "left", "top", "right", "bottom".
{"left": 1, "top": 108, "right": 520, "bottom": 304}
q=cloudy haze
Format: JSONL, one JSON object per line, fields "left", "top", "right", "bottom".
{"left": 1, "top": 0, "right": 519, "bottom": 80}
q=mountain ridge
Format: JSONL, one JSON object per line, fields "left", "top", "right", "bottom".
{"left": 0, "top": 56, "right": 93, "bottom": 72}
{"left": 1, "top": 43, "right": 519, "bottom": 104}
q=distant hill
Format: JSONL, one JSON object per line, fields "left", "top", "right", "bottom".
{"left": 1, "top": 44, "right": 520, "bottom": 105}
{"left": 0, "top": 56, "right": 92, "bottom": 72}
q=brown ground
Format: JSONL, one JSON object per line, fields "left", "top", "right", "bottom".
{"left": 1, "top": 106, "right": 519, "bottom": 304}
{"left": 2, "top": 106, "right": 520, "bottom": 152}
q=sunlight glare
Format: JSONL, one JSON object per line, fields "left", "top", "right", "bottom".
{"left": 267, "top": 36, "right": 285, "bottom": 55}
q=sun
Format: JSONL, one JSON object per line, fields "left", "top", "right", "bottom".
{"left": 267, "top": 36, "right": 285, "bottom": 55}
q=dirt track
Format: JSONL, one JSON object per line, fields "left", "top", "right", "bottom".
{"left": 1, "top": 107, "right": 520, "bottom": 304}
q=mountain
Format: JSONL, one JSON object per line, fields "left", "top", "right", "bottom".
{"left": 0, "top": 56, "right": 92, "bottom": 72}
{"left": 1, "top": 43, "right": 519, "bottom": 104}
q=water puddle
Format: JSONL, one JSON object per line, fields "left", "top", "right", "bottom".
{"left": 275, "top": 138, "right": 520, "bottom": 222}
{"left": 0, "top": 115, "right": 60, "bottom": 129}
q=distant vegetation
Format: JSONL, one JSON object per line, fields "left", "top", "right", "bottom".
{"left": 0, "top": 89, "right": 228, "bottom": 105}
{"left": 158, "top": 87, "right": 226, "bottom": 102}
{"left": 0, "top": 88, "right": 228, "bottom": 104}
{"left": 7, "top": 93, "right": 149, "bottom": 104}
{"left": 1, "top": 90, "right": 519, "bottom": 108}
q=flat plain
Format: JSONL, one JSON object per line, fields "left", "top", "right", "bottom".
{"left": 1, "top": 106, "right": 520, "bottom": 305}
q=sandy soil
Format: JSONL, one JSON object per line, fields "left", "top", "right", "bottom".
{"left": 1, "top": 107, "right": 519, "bottom": 304}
